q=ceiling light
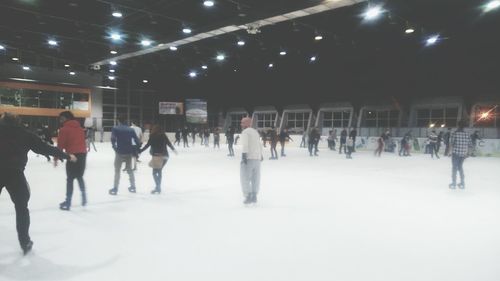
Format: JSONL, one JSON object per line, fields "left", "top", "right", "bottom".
{"left": 237, "top": 40, "right": 245, "bottom": 46}
{"left": 202, "top": 65, "right": 208, "bottom": 69}
{"left": 12, "top": 57, "right": 19, "bottom": 61}
{"left": 484, "top": 0, "right": 500, "bottom": 12}
{"left": 310, "top": 56, "right": 317, "bottom": 62}
{"left": 280, "top": 51, "right": 287, "bottom": 56}
{"left": 22, "top": 66, "right": 30, "bottom": 71}
{"left": 112, "top": 12, "right": 123, "bottom": 18}
{"left": 268, "top": 63, "right": 274, "bottom": 68}
{"left": 110, "top": 50, "right": 118, "bottom": 54}
{"left": 426, "top": 35, "right": 439, "bottom": 46}
{"left": 141, "top": 40, "right": 152, "bottom": 47}
{"left": 169, "top": 46, "right": 178, "bottom": 51}
{"left": 110, "top": 60, "right": 117, "bottom": 65}
{"left": 110, "top": 33, "right": 122, "bottom": 41}
{"left": 182, "top": 28, "right": 192, "bottom": 34}
{"left": 109, "top": 69, "right": 115, "bottom": 73}
{"left": 142, "top": 79, "right": 148, "bottom": 83}
{"left": 48, "top": 40, "right": 58, "bottom": 46}
{"left": 0, "top": 45, "right": 5, "bottom": 50}
{"left": 405, "top": 28, "right": 415, "bottom": 34}
{"left": 64, "top": 64, "right": 70, "bottom": 68}
{"left": 314, "top": 35, "right": 323, "bottom": 41}
{"left": 108, "top": 76, "right": 116, "bottom": 80}
{"left": 69, "top": 71, "right": 76, "bottom": 76}
{"left": 203, "top": 1, "right": 215, "bottom": 7}
{"left": 216, "top": 54, "right": 225, "bottom": 61}
{"left": 364, "top": 6, "right": 383, "bottom": 20}
{"left": 189, "top": 71, "right": 197, "bottom": 78}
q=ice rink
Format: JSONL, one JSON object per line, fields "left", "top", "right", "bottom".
{"left": 1, "top": 143, "right": 499, "bottom": 281}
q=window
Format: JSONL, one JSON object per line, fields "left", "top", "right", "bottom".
{"left": 322, "top": 110, "right": 350, "bottom": 128}
{"left": 256, "top": 113, "right": 276, "bottom": 128}
{"left": 286, "top": 112, "right": 310, "bottom": 130}
{"left": 415, "top": 107, "right": 458, "bottom": 127}
{"left": 229, "top": 113, "right": 247, "bottom": 132}
{"left": 362, "top": 109, "right": 399, "bottom": 128}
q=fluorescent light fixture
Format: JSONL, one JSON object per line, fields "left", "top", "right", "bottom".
{"left": 109, "top": 69, "right": 115, "bottom": 73}
{"left": 108, "top": 76, "right": 116, "bottom": 80}
{"left": 189, "top": 71, "right": 197, "bottom": 78}
{"left": 110, "top": 50, "right": 118, "bottom": 54}
{"left": 202, "top": 65, "right": 208, "bottom": 69}
{"left": 315, "top": 35, "right": 323, "bottom": 41}
{"left": 216, "top": 54, "right": 225, "bottom": 61}
{"left": 203, "top": 1, "right": 215, "bottom": 7}
{"left": 268, "top": 63, "right": 274, "bottom": 68}
{"left": 112, "top": 12, "right": 123, "bottom": 18}
{"left": 22, "top": 66, "right": 30, "bottom": 71}
{"left": 64, "top": 64, "right": 70, "bottom": 68}
{"left": 485, "top": 0, "right": 500, "bottom": 12}
{"left": 364, "top": 6, "right": 383, "bottom": 20}
{"left": 170, "top": 46, "right": 178, "bottom": 51}
{"left": 182, "top": 28, "right": 192, "bottom": 34}
{"left": 280, "top": 51, "right": 287, "bottom": 56}
{"left": 69, "top": 71, "right": 76, "bottom": 76}
{"left": 237, "top": 40, "right": 245, "bottom": 46}
{"left": 12, "top": 57, "right": 19, "bottom": 61}
{"left": 110, "top": 60, "right": 117, "bottom": 65}
{"left": 0, "top": 45, "right": 5, "bottom": 50}
{"left": 142, "top": 79, "right": 148, "bottom": 83}
{"left": 110, "top": 33, "right": 122, "bottom": 40}
{"left": 426, "top": 35, "right": 439, "bottom": 46}
{"left": 141, "top": 40, "right": 152, "bottom": 47}
{"left": 310, "top": 56, "right": 317, "bottom": 62}
{"left": 405, "top": 28, "right": 415, "bottom": 34}
{"left": 48, "top": 40, "right": 58, "bottom": 46}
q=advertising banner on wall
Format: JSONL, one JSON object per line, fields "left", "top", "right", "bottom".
{"left": 185, "top": 99, "right": 208, "bottom": 124}
{"left": 159, "top": 102, "right": 184, "bottom": 115}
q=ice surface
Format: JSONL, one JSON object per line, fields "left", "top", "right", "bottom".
{"left": 1, "top": 143, "right": 500, "bottom": 281}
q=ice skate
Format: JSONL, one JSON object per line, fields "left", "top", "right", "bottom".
{"left": 151, "top": 188, "right": 161, "bottom": 194}
{"left": 109, "top": 188, "right": 118, "bottom": 195}
{"left": 22, "top": 240, "right": 33, "bottom": 256}
{"left": 128, "top": 187, "right": 137, "bottom": 193}
{"left": 59, "top": 201, "right": 71, "bottom": 211}
{"left": 449, "top": 183, "right": 456, "bottom": 189}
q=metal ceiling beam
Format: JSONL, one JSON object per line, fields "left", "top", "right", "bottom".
{"left": 91, "top": 0, "right": 366, "bottom": 66}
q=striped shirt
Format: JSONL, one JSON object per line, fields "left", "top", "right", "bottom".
{"left": 451, "top": 130, "right": 472, "bottom": 157}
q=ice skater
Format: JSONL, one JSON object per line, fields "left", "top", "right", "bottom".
{"left": 85, "top": 125, "right": 97, "bottom": 152}
{"left": 338, "top": 128, "right": 347, "bottom": 154}
{"left": 349, "top": 128, "right": 357, "bottom": 152}
{"left": 374, "top": 133, "right": 385, "bottom": 157}
{"left": 55, "top": 111, "right": 88, "bottom": 211}
{"left": 174, "top": 128, "right": 181, "bottom": 146}
{"left": 444, "top": 127, "right": 452, "bottom": 156}
{"left": 428, "top": 130, "right": 440, "bottom": 159}
{"left": 109, "top": 116, "right": 141, "bottom": 195}
{"left": 308, "top": 127, "right": 320, "bottom": 156}
{"left": 279, "top": 128, "right": 293, "bottom": 157}
{"left": 226, "top": 127, "right": 235, "bottom": 156}
{"left": 0, "top": 112, "right": 76, "bottom": 255}
{"left": 300, "top": 131, "right": 307, "bottom": 148}
{"left": 204, "top": 129, "right": 210, "bottom": 147}
{"left": 346, "top": 136, "right": 354, "bottom": 159}
{"left": 268, "top": 127, "right": 279, "bottom": 160}
{"left": 140, "top": 125, "right": 177, "bottom": 194}
{"left": 449, "top": 120, "right": 472, "bottom": 189}
{"left": 470, "top": 130, "right": 482, "bottom": 157}
{"left": 239, "top": 117, "right": 263, "bottom": 204}
{"left": 261, "top": 130, "right": 268, "bottom": 148}
{"left": 213, "top": 128, "right": 220, "bottom": 149}
{"left": 182, "top": 127, "right": 190, "bottom": 148}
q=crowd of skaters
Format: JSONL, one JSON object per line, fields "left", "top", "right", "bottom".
{"left": 0, "top": 111, "right": 484, "bottom": 255}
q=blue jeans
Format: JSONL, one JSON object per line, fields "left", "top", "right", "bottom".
{"left": 451, "top": 154, "right": 465, "bottom": 184}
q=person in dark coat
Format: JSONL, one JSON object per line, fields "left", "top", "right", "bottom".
{"left": 213, "top": 128, "right": 220, "bottom": 149}
{"left": 279, "top": 128, "right": 293, "bottom": 157}
{"left": 443, "top": 128, "right": 452, "bottom": 156}
{"left": 339, "top": 128, "right": 348, "bottom": 154}
{"left": 308, "top": 127, "right": 320, "bottom": 156}
{"left": 181, "top": 127, "right": 190, "bottom": 148}
{"left": 174, "top": 129, "right": 181, "bottom": 146}
{"left": 0, "top": 112, "right": 75, "bottom": 255}
{"left": 226, "top": 127, "right": 235, "bottom": 156}
{"left": 349, "top": 128, "right": 357, "bottom": 152}
{"left": 268, "top": 127, "right": 279, "bottom": 160}
{"left": 140, "top": 125, "right": 177, "bottom": 194}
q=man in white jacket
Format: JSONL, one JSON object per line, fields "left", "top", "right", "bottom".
{"left": 240, "top": 117, "right": 263, "bottom": 204}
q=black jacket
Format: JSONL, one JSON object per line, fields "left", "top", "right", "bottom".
{"left": 0, "top": 121, "right": 69, "bottom": 171}
{"left": 140, "top": 133, "right": 175, "bottom": 157}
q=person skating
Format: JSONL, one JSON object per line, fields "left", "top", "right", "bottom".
{"left": 449, "top": 120, "right": 472, "bottom": 189}
{"left": 174, "top": 129, "right": 181, "bottom": 146}
{"left": 191, "top": 128, "right": 197, "bottom": 146}
{"left": 346, "top": 137, "right": 354, "bottom": 159}
{"left": 203, "top": 129, "right": 210, "bottom": 147}
{"left": 374, "top": 133, "right": 385, "bottom": 157}
{"left": 470, "top": 130, "right": 482, "bottom": 157}
{"left": 268, "top": 127, "right": 279, "bottom": 160}
{"left": 226, "top": 127, "right": 235, "bottom": 156}
{"left": 130, "top": 121, "right": 143, "bottom": 171}
{"left": 55, "top": 111, "right": 88, "bottom": 211}
{"left": 444, "top": 127, "right": 452, "bottom": 156}
{"left": 349, "top": 128, "right": 357, "bottom": 152}
{"left": 327, "top": 130, "right": 335, "bottom": 150}
{"left": 213, "top": 128, "right": 220, "bottom": 149}
{"left": 140, "top": 125, "right": 177, "bottom": 194}
{"left": 261, "top": 130, "right": 268, "bottom": 148}
{"left": 85, "top": 125, "right": 97, "bottom": 152}
{"left": 308, "top": 127, "right": 320, "bottom": 156}
{"left": 240, "top": 117, "right": 263, "bottom": 204}
{"left": 437, "top": 131, "right": 444, "bottom": 154}
{"left": 109, "top": 116, "right": 141, "bottom": 195}
{"left": 181, "top": 127, "right": 190, "bottom": 148}
{"left": 279, "top": 128, "right": 293, "bottom": 157}
{"left": 300, "top": 131, "right": 307, "bottom": 148}
{"left": 428, "top": 130, "right": 440, "bottom": 159}
{"left": 0, "top": 113, "right": 76, "bottom": 255}
{"left": 338, "top": 128, "right": 347, "bottom": 154}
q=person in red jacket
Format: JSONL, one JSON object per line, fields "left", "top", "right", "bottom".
{"left": 55, "top": 111, "right": 88, "bottom": 211}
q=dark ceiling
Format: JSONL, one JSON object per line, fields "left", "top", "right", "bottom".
{"left": 0, "top": 0, "right": 499, "bottom": 106}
